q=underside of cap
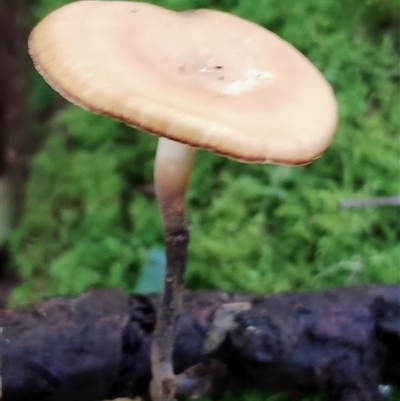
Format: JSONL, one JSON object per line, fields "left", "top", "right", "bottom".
{"left": 29, "top": 1, "right": 338, "bottom": 164}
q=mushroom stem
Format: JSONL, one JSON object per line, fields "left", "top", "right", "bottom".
{"left": 151, "top": 137, "right": 196, "bottom": 401}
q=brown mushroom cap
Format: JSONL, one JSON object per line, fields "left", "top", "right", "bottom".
{"left": 29, "top": 1, "right": 338, "bottom": 164}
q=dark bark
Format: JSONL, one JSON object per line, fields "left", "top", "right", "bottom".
{"left": 0, "top": 0, "right": 31, "bottom": 227}
{"left": 0, "top": 0, "right": 33, "bottom": 306}
{"left": 2, "top": 285, "right": 400, "bottom": 401}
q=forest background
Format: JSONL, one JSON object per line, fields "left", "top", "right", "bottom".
{"left": 1, "top": 0, "right": 399, "bottom": 400}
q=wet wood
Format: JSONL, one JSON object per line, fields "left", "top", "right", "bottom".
{"left": 2, "top": 285, "right": 400, "bottom": 401}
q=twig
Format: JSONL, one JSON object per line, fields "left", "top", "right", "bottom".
{"left": 340, "top": 195, "right": 400, "bottom": 208}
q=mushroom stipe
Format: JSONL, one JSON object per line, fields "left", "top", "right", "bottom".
{"left": 28, "top": 2, "right": 338, "bottom": 401}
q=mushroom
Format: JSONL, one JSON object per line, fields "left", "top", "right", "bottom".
{"left": 28, "top": 1, "right": 338, "bottom": 400}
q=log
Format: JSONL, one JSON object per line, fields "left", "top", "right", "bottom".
{"left": 2, "top": 285, "right": 400, "bottom": 401}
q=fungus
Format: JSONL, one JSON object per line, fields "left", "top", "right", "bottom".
{"left": 28, "top": 2, "right": 338, "bottom": 400}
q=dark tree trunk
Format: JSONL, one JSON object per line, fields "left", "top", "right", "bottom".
{"left": 2, "top": 285, "right": 400, "bottom": 401}
{"left": 0, "top": 0, "right": 33, "bottom": 306}
{"left": 0, "top": 0, "right": 32, "bottom": 227}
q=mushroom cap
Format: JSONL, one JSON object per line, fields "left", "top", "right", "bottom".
{"left": 29, "top": 1, "right": 338, "bottom": 164}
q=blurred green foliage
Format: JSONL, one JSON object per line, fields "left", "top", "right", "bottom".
{"left": 10, "top": 0, "right": 400, "bottom": 399}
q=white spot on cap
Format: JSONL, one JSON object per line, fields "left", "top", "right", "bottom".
{"left": 223, "top": 69, "right": 275, "bottom": 95}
